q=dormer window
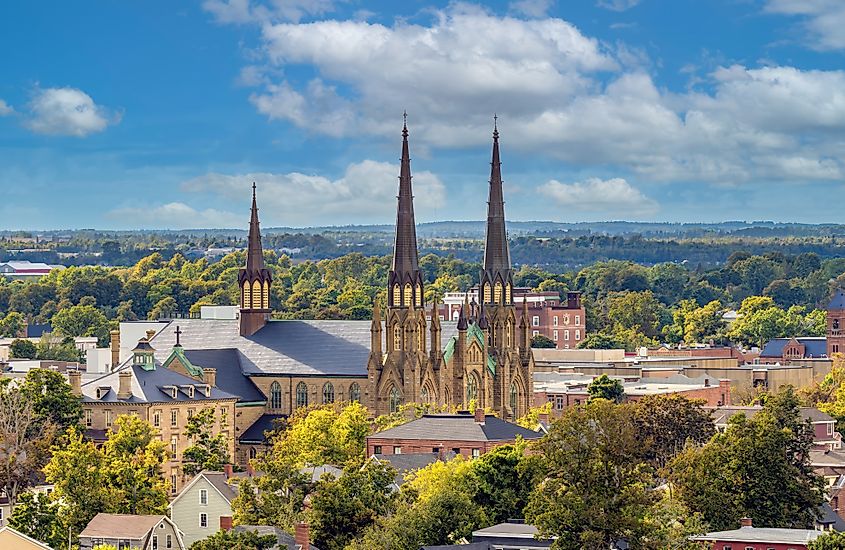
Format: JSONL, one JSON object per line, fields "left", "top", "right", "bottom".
{"left": 180, "top": 385, "right": 195, "bottom": 398}
{"left": 97, "top": 387, "right": 110, "bottom": 400}
{"left": 202, "top": 385, "right": 211, "bottom": 397}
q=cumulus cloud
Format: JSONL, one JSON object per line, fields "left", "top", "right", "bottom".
{"left": 181, "top": 160, "right": 447, "bottom": 226}
{"left": 25, "top": 87, "right": 118, "bottom": 137}
{"left": 765, "top": 0, "right": 845, "bottom": 51}
{"left": 539, "top": 177, "right": 658, "bottom": 216}
{"left": 203, "top": 0, "right": 336, "bottom": 24}
{"left": 107, "top": 202, "right": 243, "bottom": 229}
{"left": 0, "top": 100, "right": 13, "bottom": 116}
{"left": 509, "top": 0, "right": 554, "bottom": 18}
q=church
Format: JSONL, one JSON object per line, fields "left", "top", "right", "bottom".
{"left": 92, "top": 118, "right": 535, "bottom": 466}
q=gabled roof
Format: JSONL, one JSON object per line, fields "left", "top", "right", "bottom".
{"left": 371, "top": 452, "right": 457, "bottom": 485}
{"left": 710, "top": 406, "right": 834, "bottom": 425}
{"left": 442, "top": 323, "right": 496, "bottom": 375}
{"left": 239, "top": 413, "right": 285, "bottom": 444}
{"left": 0, "top": 526, "right": 55, "bottom": 549}
{"left": 233, "top": 525, "right": 323, "bottom": 550}
{"left": 173, "top": 348, "right": 266, "bottom": 403}
{"left": 169, "top": 471, "right": 237, "bottom": 509}
{"left": 81, "top": 364, "right": 238, "bottom": 404}
{"left": 370, "top": 413, "right": 542, "bottom": 442}
{"left": 691, "top": 526, "right": 822, "bottom": 544}
{"left": 80, "top": 513, "right": 167, "bottom": 539}
{"left": 760, "top": 337, "right": 827, "bottom": 358}
{"left": 151, "top": 319, "right": 459, "bottom": 377}
{"left": 829, "top": 290, "right": 845, "bottom": 310}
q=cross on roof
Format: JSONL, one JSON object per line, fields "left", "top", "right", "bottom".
{"left": 175, "top": 325, "right": 182, "bottom": 347}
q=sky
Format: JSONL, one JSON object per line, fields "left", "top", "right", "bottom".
{"left": 1, "top": 0, "right": 844, "bottom": 230}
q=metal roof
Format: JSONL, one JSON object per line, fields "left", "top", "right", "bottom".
{"left": 81, "top": 364, "right": 239, "bottom": 404}
{"left": 370, "top": 413, "right": 543, "bottom": 442}
{"left": 760, "top": 337, "right": 827, "bottom": 358}
{"left": 691, "top": 526, "right": 822, "bottom": 544}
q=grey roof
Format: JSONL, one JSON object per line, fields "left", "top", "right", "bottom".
{"left": 829, "top": 290, "right": 845, "bottom": 310}
{"left": 233, "top": 525, "right": 323, "bottom": 550}
{"left": 151, "top": 319, "right": 459, "bottom": 376}
{"left": 710, "top": 406, "right": 834, "bottom": 425}
{"left": 760, "top": 337, "right": 827, "bottom": 358}
{"left": 81, "top": 364, "right": 239, "bottom": 404}
{"left": 691, "top": 526, "right": 822, "bottom": 544}
{"left": 818, "top": 502, "right": 845, "bottom": 530}
{"left": 811, "top": 448, "right": 845, "bottom": 467}
{"left": 181, "top": 348, "right": 266, "bottom": 402}
{"left": 422, "top": 544, "right": 493, "bottom": 550}
{"left": 372, "top": 452, "right": 457, "bottom": 485}
{"left": 300, "top": 464, "right": 343, "bottom": 483}
{"left": 80, "top": 513, "right": 165, "bottom": 539}
{"left": 473, "top": 522, "right": 540, "bottom": 539}
{"left": 240, "top": 413, "right": 285, "bottom": 444}
{"left": 370, "top": 413, "right": 543, "bottom": 442}
{"left": 202, "top": 471, "right": 238, "bottom": 503}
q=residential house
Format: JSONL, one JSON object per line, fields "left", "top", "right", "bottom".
{"left": 690, "top": 518, "right": 823, "bottom": 550}
{"left": 421, "top": 521, "right": 554, "bottom": 549}
{"left": 369, "top": 451, "right": 457, "bottom": 488}
{"left": 366, "top": 410, "right": 542, "bottom": 459}
{"left": 234, "top": 523, "right": 321, "bottom": 550}
{"left": 712, "top": 406, "right": 842, "bottom": 450}
{"left": 168, "top": 471, "right": 237, "bottom": 547}
{"left": 0, "top": 526, "right": 54, "bottom": 550}
{"left": 79, "top": 513, "right": 185, "bottom": 550}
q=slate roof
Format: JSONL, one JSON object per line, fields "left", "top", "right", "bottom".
{"left": 760, "top": 337, "right": 827, "bottom": 358}
{"left": 151, "top": 319, "right": 459, "bottom": 377}
{"left": 180, "top": 348, "right": 266, "bottom": 402}
{"left": 829, "top": 290, "right": 845, "bottom": 310}
{"left": 81, "top": 364, "right": 239, "bottom": 404}
{"left": 690, "top": 526, "right": 822, "bottom": 544}
{"left": 372, "top": 452, "right": 457, "bottom": 485}
{"left": 233, "top": 525, "right": 323, "bottom": 550}
{"left": 239, "top": 413, "right": 286, "bottom": 444}
{"left": 203, "top": 472, "right": 238, "bottom": 502}
{"left": 80, "top": 513, "right": 165, "bottom": 539}
{"left": 710, "top": 406, "right": 834, "bottom": 425}
{"left": 422, "top": 544, "right": 493, "bottom": 550}
{"left": 370, "top": 413, "right": 543, "bottom": 442}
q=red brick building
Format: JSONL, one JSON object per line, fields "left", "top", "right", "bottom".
{"left": 690, "top": 518, "right": 824, "bottom": 549}
{"left": 366, "top": 410, "right": 543, "bottom": 459}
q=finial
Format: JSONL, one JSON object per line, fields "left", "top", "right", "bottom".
{"left": 402, "top": 111, "right": 408, "bottom": 138}
{"left": 493, "top": 113, "right": 499, "bottom": 139}
{"left": 175, "top": 325, "right": 182, "bottom": 347}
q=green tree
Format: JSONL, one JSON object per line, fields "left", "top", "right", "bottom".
{"left": 577, "top": 331, "right": 626, "bottom": 350}
{"left": 606, "top": 290, "right": 665, "bottom": 339}
{"left": 9, "top": 338, "right": 36, "bottom": 359}
{"left": 633, "top": 394, "right": 715, "bottom": 469}
{"left": 20, "top": 367, "right": 83, "bottom": 432}
{"left": 189, "top": 529, "right": 278, "bottom": 550}
{"left": 531, "top": 334, "right": 556, "bottom": 348}
{"left": 587, "top": 374, "right": 624, "bottom": 403}
{"left": 808, "top": 530, "right": 845, "bottom": 549}
{"left": 271, "top": 402, "right": 370, "bottom": 468}
{"left": 182, "top": 408, "right": 230, "bottom": 476}
{"left": 231, "top": 458, "right": 311, "bottom": 530}
{"left": 51, "top": 303, "right": 110, "bottom": 345}
{"left": 525, "top": 400, "right": 657, "bottom": 549}
{"left": 8, "top": 492, "right": 65, "bottom": 549}
{"left": 0, "top": 312, "right": 25, "bottom": 337}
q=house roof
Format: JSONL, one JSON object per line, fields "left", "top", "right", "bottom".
{"left": 150, "top": 319, "right": 459, "bottom": 377}
{"left": 0, "top": 526, "right": 55, "bottom": 550}
{"left": 239, "top": 413, "right": 285, "bottom": 444}
{"left": 300, "top": 464, "right": 344, "bottom": 483}
{"left": 811, "top": 448, "right": 845, "bottom": 467}
{"left": 690, "top": 526, "right": 822, "bottom": 544}
{"left": 169, "top": 471, "right": 238, "bottom": 509}
{"left": 369, "top": 413, "right": 543, "bottom": 443}
{"left": 180, "top": 348, "right": 266, "bottom": 402}
{"left": 829, "top": 290, "right": 845, "bottom": 310}
{"left": 760, "top": 337, "right": 827, "bottom": 358}
{"left": 371, "top": 452, "right": 457, "bottom": 485}
{"left": 422, "top": 544, "right": 493, "bottom": 550}
{"left": 710, "top": 406, "right": 834, "bottom": 425}
{"left": 80, "top": 513, "right": 166, "bottom": 539}
{"left": 233, "top": 525, "right": 323, "bottom": 550}
{"left": 81, "top": 364, "right": 239, "bottom": 404}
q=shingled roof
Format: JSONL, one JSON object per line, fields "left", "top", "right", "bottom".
{"left": 370, "top": 413, "right": 542, "bottom": 442}
{"left": 760, "top": 337, "right": 827, "bottom": 358}
{"left": 81, "top": 363, "right": 239, "bottom": 404}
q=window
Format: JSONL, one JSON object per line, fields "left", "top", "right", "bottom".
{"left": 564, "top": 314, "right": 570, "bottom": 324}
{"left": 252, "top": 280, "right": 261, "bottom": 309}
{"left": 296, "top": 382, "right": 308, "bottom": 408}
{"left": 483, "top": 284, "right": 491, "bottom": 303}
{"left": 171, "top": 409, "right": 178, "bottom": 427}
{"left": 200, "top": 513, "right": 208, "bottom": 528}
{"left": 575, "top": 330, "right": 581, "bottom": 340}
{"left": 270, "top": 382, "right": 283, "bottom": 409}
{"left": 505, "top": 282, "right": 511, "bottom": 304}
{"left": 575, "top": 315, "right": 581, "bottom": 326}
{"left": 532, "top": 330, "right": 539, "bottom": 337}
{"left": 415, "top": 284, "right": 422, "bottom": 307}
{"left": 249, "top": 447, "right": 257, "bottom": 459}
{"left": 242, "top": 282, "right": 251, "bottom": 309}
{"left": 85, "top": 409, "right": 92, "bottom": 427}
{"left": 170, "top": 436, "right": 178, "bottom": 460}
{"left": 393, "top": 446, "right": 402, "bottom": 455}
{"left": 564, "top": 330, "right": 570, "bottom": 341}
{"left": 466, "top": 374, "right": 478, "bottom": 403}
{"left": 105, "top": 410, "right": 112, "bottom": 428}
{"left": 322, "top": 382, "right": 335, "bottom": 404}
{"left": 555, "top": 395, "right": 565, "bottom": 410}
{"left": 187, "top": 408, "right": 194, "bottom": 419}
{"left": 471, "top": 448, "right": 480, "bottom": 458}
{"left": 835, "top": 344, "right": 841, "bottom": 354}
{"left": 199, "top": 489, "right": 208, "bottom": 505}
{"left": 171, "top": 474, "right": 177, "bottom": 495}
{"left": 349, "top": 383, "right": 361, "bottom": 402}
{"left": 389, "top": 387, "right": 401, "bottom": 413}
{"left": 510, "top": 383, "right": 518, "bottom": 416}
{"left": 420, "top": 386, "right": 430, "bottom": 403}
{"left": 403, "top": 283, "right": 412, "bottom": 307}
{"left": 553, "top": 316, "right": 558, "bottom": 326}
{"left": 393, "top": 325, "right": 402, "bottom": 351}
{"left": 119, "top": 540, "right": 130, "bottom": 550}
{"left": 153, "top": 410, "right": 161, "bottom": 428}
{"left": 553, "top": 330, "right": 558, "bottom": 341}
{"left": 494, "top": 282, "right": 503, "bottom": 304}
{"left": 532, "top": 316, "right": 540, "bottom": 327}
{"left": 152, "top": 535, "right": 158, "bottom": 550}
{"left": 374, "top": 445, "right": 382, "bottom": 454}
{"left": 829, "top": 423, "right": 834, "bottom": 435}
{"left": 166, "top": 534, "right": 172, "bottom": 549}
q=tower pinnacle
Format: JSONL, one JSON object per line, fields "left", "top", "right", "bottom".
{"left": 481, "top": 118, "right": 513, "bottom": 305}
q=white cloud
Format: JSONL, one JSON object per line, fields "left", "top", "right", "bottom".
{"left": 509, "top": 0, "right": 554, "bottom": 18}
{"left": 596, "top": 0, "right": 641, "bottom": 11}
{"left": 0, "top": 100, "right": 13, "bottom": 116}
{"left": 765, "top": 0, "right": 845, "bottom": 51}
{"left": 106, "top": 202, "right": 243, "bottom": 229}
{"left": 203, "top": 0, "right": 336, "bottom": 24}
{"left": 181, "top": 160, "right": 447, "bottom": 226}
{"left": 25, "top": 87, "right": 118, "bottom": 137}
{"left": 539, "top": 177, "right": 658, "bottom": 216}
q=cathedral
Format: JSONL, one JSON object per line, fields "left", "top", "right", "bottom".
{"left": 366, "top": 118, "right": 534, "bottom": 418}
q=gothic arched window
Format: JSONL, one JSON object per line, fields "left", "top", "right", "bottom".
{"left": 404, "top": 283, "right": 412, "bottom": 307}
{"left": 349, "top": 383, "right": 361, "bottom": 402}
{"left": 322, "top": 382, "right": 335, "bottom": 404}
{"left": 510, "top": 382, "right": 518, "bottom": 417}
{"left": 243, "top": 283, "right": 251, "bottom": 309}
{"left": 419, "top": 322, "right": 425, "bottom": 350}
{"left": 483, "top": 284, "right": 492, "bottom": 304}
{"left": 393, "top": 325, "right": 402, "bottom": 351}
{"left": 835, "top": 318, "right": 840, "bottom": 330}
{"left": 296, "top": 382, "right": 308, "bottom": 408}
{"left": 466, "top": 373, "right": 479, "bottom": 403}
{"left": 415, "top": 284, "right": 422, "bottom": 307}
{"left": 252, "top": 280, "right": 262, "bottom": 309}
{"left": 420, "top": 386, "right": 430, "bottom": 403}
{"left": 506, "top": 320, "right": 513, "bottom": 347}
{"left": 269, "top": 381, "right": 282, "bottom": 410}
{"left": 505, "top": 283, "right": 512, "bottom": 304}
{"left": 389, "top": 387, "right": 401, "bottom": 413}
{"left": 393, "top": 284, "right": 401, "bottom": 306}
{"left": 262, "top": 280, "right": 270, "bottom": 309}
{"left": 494, "top": 282, "right": 503, "bottom": 304}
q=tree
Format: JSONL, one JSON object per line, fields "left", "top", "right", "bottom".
{"left": 8, "top": 492, "right": 65, "bottom": 549}
{"left": 0, "top": 312, "right": 25, "bottom": 338}
{"left": 808, "top": 530, "right": 845, "bottom": 549}
{"left": 310, "top": 461, "right": 397, "bottom": 550}
{"left": 51, "top": 304, "right": 110, "bottom": 345}
{"left": 182, "top": 408, "right": 230, "bottom": 476}
{"left": 667, "top": 388, "right": 823, "bottom": 531}
{"left": 189, "top": 529, "right": 278, "bottom": 550}
{"left": 9, "top": 338, "right": 36, "bottom": 359}
{"left": 0, "top": 380, "right": 43, "bottom": 507}
{"left": 525, "top": 400, "right": 657, "bottom": 549}
{"left": 633, "top": 394, "right": 714, "bottom": 469}
{"left": 19, "top": 367, "right": 82, "bottom": 433}
{"left": 231, "top": 458, "right": 311, "bottom": 530}
{"left": 578, "top": 331, "right": 626, "bottom": 350}
{"left": 606, "top": 290, "right": 665, "bottom": 339}
{"left": 516, "top": 401, "right": 552, "bottom": 430}
{"left": 531, "top": 334, "right": 555, "bottom": 348}
{"left": 271, "top": 402, "right": 370, "bottom": 468}
{"left": 35, "top": 334, "right": 82, "bottom": 362}
{"left": 587, "top": 374, "right": 624, "bottom": 403}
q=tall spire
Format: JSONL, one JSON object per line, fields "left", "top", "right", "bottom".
{"left": 481, "top": 116, "right": 513, "bottom": 305}
{"left": 246, "top": 182, "right": 267, "bottom": 276}
{"left": 388, "top": 114, "right": 424, "bottom": 309}
{"left": 239, "top": 183, "right": 272, "bottom": 336}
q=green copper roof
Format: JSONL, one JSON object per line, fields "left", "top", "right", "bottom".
{"left": 441, "top": 325, "right": 496, "bottom": 375}
{"left": 162, "top": 347, "right": 203, "bottom": 377}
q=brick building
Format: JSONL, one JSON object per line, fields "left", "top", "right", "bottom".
{"left": 366, "top": 410, "right": 542, "bottom": 459}
{"left": 690, "top": 518, "right": 823, "bottom": 549}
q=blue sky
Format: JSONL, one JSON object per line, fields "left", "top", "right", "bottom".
{"left": 1, "top": 0, "right": 844, "bottom": 229}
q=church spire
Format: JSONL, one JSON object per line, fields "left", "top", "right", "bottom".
{"left": 246, "top": 183, "right": 266, "bottom": 276}
{"left": 388, "top": 114, "right": 424, "bottom": 309}
{"left": 481, "top": 116, "right": 513, "bottom": 306}
{"left": 239, "top": 183, "right": 272, "bottom": 337}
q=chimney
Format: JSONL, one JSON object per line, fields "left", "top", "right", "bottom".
{"left": 68, "top": 371, "right": 82, "bottom": 396}
{"left": 118, "top": 370, "right": 132, "bottom": 400}
{"left": 538, "top": 412, "right": 550, "bottom": 424}
{"left": 202, "top": 367, "right": 217, "bottom": 387}
{"left": 295, "top": 522, "right": 310, "bottom": 550}
{"left": 475, "top": 408, "right": 485, "bottom": 424}
{"left": 219, "top": 516, "right": 233, "bottom": 532}
{"left": 110, "top": 329, "right": 120, "bottom": 370}
{"left": 146, "top": 329, "right": 156, "bottom": 342}
{"left": 740, "top": 517, "right": 752, "bottom": 528}
{"left": 223, "top": 463, "right": 233, "bottom": 478}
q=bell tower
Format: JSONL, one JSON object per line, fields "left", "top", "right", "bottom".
{"left": 238, "top": 183, "right": 272, "bottom": 337}
{"left": 828, "top": 289, "right": 845, "bottom": 356}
